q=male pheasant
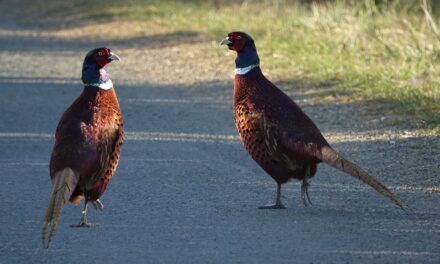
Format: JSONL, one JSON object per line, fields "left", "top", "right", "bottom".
{"left": 42, "top": 48, "right": 123, "bottom": 248}
{"left": 221, "top": 32, "right": 412, "bottom": 213}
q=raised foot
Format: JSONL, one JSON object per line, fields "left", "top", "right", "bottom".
{"left": 258, "top": 204, "right": 286, "bottom": 209}
{"left": 92, "top": 199, "right": 104, "bottom": 211}
{"left": 70, "top": 222, "right": 99, "bottom": 228}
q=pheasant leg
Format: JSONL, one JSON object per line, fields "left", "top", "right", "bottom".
{"left": 301, "top": 179, "right": 312, "bottom": 207}
{"left": 259, "top": 183, "right": 286, "bottom": 209}
{"left": 70, "top": 201, "right": 99, "bottom": 228}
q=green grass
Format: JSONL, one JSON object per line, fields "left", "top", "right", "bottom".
{"left": 28, "top": 0, "right": 440, "bottom": 132}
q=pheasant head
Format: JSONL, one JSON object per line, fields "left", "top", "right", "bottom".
{"left": 83, "top": 47, "right": 120, "bottom": 68}
{"left": 82, "top": 48, "right": 120, "bottom": 89}
{"left": 221, "top": 32, "right": 259, "bottom": 74}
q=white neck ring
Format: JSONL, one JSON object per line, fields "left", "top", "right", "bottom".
{"left": 235, "top": 64, "right": 259, "bottom": 75}
{"left": 85, "top": 79, "right": 113, "bottom": 90}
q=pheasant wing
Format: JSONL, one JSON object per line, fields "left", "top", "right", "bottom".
{"left": 88, "top": 122, "right": 123, "bottom": 189}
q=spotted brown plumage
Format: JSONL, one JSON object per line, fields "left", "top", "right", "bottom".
{"left": 42, "top": 48, "right": 123, "bottom": 248}
{"left": 222, "top": 32, "right": 413, "bottom": 213}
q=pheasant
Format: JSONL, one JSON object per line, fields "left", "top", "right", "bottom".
{"left": 42, "top": 48, "right": 123, "bottom": 248}
{"left": 221, "top": 32, "right": 412, "bottom": 213}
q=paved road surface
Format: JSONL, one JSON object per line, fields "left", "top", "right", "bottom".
{"left": 0, "top": 12, "right": 439, "bottom": 264}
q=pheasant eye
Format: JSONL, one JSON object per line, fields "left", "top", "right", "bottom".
{"left": 236, "top": 35, "right": 242, "bottom": 40}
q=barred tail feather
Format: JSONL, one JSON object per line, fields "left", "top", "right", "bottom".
{"left": 42, "top": 168, "right": 78, "bottom": 248}
{"left": 319, "top": 146, "right": 414, "bottom": 215}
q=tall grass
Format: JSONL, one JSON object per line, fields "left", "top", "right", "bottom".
{"left": 28, "top": 0, "right": 440, "bottom": 132}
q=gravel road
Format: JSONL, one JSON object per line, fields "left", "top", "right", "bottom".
{"left": 0, "top": 8, "right": 439, "bottom": 264}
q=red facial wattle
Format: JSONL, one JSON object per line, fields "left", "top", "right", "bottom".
{"left": 231, "top": 39, "right": 245, "bottom": 52}
{"left": 95, "top": 48, "right": 112, "bottom": 68}
{"left": 228, "top": 34, "right": 246, "bottom": 52}
{"left": 95, "top": 56, "right": 109, "bottom": 68}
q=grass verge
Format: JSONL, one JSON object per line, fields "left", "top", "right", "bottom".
{"left": 15, "top": 0, "right": 440, "bottom": 133}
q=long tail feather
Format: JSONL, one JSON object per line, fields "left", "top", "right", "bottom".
{"left": 42, "top": 168, "right": 78, "bottom": 248}
{"left": 319, "top": 146, "right": 414, "bottom": 215}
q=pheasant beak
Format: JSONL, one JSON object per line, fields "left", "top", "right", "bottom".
{"left": 220, "top": 37, "right": 232, "bottom": 46}
{"left": 108, "top": 52, "right": 120, "bottom": 61}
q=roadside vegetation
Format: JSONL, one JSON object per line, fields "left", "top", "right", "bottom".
{"left": 19, "top": 0, "right": 440, "bottom": 133}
